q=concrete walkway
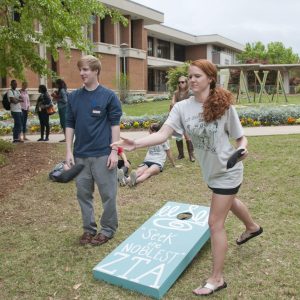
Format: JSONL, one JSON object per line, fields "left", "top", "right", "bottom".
{"left": 1, "top": 125, "right": 300, "bottom": 143}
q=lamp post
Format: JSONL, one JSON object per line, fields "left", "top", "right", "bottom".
{"left": 119, "top": 43, "right": 129, "bottom": 102}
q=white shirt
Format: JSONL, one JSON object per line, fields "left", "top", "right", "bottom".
{"left": 165, "top": 96, "right": 244, "bottom": 188}
{"left": 8, "top": 89, "right": 21, "bottom": 112}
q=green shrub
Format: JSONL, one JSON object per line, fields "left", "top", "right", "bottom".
{"left": 124, "top": 95, "right": 147, "bottom": 104}
{"left": 237, "top": 105, "right": 300, "bottom": 126}
{"left": 0, "top": 138, "right": 14, "bottom": 153}
{"left": 153, "top": 95, "right": 170, "bottom": 101}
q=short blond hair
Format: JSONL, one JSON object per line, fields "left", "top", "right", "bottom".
{"left": 77, "top": 55, "right": 101, "bottom": 75}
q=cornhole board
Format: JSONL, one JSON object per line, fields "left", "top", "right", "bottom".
{"left": 93, "top": 201, "right": 210, "bottom": 299}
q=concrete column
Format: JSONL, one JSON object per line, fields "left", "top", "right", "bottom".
{"left": 206, "top": 44, "right": 213, "bottom": 62}
{"left": 170, "top": 42, "right": 174, "bottom": 60}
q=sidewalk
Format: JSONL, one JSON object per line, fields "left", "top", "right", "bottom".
{"left": 1, "top": 125, "right": 300, "bottom": 143}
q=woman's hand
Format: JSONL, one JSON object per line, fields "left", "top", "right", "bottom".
{"left": 111, "top": 137, "right": 136, "bottom": 152}
{"left": 237, "top": 146, "right": 248, "bottom": 161}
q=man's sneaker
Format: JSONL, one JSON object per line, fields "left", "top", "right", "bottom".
{"left": 90, "top": 233, "right": 112, "bottom": 246}
{"left": 128, "top": 170, "right": 137, "bottom": 187}
{"left": 79, "top": 232, "right": 95, "bottom": 245}
{"left": 117, "top": 169, "right": 127, "bottom": 186}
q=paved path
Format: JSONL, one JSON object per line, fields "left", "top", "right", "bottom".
{"left": 1, "top": 125, "right": 300, "bottom": 143}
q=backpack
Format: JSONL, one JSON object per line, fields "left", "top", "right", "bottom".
{"left": 2, "top": 92, "right": 10, "bottom": 110}
{"left": 49, "top": 161, "right": 84, "bottom": 183}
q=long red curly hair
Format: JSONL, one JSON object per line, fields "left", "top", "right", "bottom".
{"left": 190, "top": 59, "right": 235, "bottom": 122}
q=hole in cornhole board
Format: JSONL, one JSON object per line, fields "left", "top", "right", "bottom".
{"left": 176, "top": 212, "right": 192, "bottom": 220}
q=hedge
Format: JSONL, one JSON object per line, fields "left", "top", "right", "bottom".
{"left": 1, "top": 105, "right": 300, "bottom": 135}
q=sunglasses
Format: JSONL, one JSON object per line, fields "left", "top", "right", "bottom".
{"left": 178, "top": 81, "right": 186, "bottom": 84}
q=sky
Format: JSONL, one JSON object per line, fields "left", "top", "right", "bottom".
{"left": 133, "top": 0, "right": 300, "bottom": 54}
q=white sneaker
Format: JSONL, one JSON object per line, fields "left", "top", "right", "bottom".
{"left": 128, "top": 170, "right": 137, "bottom": 187}
{"left": 117, "top": 169, "right": 127, "bottom": 186}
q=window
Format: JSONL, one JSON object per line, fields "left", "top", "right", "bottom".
{"left": 100, "top": 19, "right": 105, "bottom": 43}
{"left": 148, "top": 37, "right": 154, "bottom": 56}
{"left": 174, "top": 44, "right": 185, "bottom": 61}
{"left": 157, "top": 39, "right": 170, "bottom": 59}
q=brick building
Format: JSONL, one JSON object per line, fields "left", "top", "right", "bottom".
{"left": 1, "top": 0, "right": 244, "bottom": 99}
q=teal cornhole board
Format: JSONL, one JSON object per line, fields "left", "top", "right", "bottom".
{"left": 93, "top": 201, "right": 210, "bottom": 299}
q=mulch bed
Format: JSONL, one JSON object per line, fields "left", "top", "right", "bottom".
{"left": 0, "top": 143, "right": 61, "bottom": 199}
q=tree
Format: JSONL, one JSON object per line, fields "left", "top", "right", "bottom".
{"left": 237, "top": 41, "right": 299, "bottom": 64}
{"left": 0, "top": 0, "right": 127, "bottom": 80}
{"left": 166, "top": 62, "right": 190, "bottom": 95}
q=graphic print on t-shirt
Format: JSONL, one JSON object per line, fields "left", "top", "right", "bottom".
{"left": 185, "top": 113, "right": 218, "bottom": 154}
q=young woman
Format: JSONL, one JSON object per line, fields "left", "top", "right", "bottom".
{"left": 19, "top": 82, "right": 30, "bottom": 141}
{"left": 117, "top": 146, "right": 131, "bottom": 186}
{"left": 170, "top": 75, "right": 195, "bottom": 162}
{"left": 51, "top": 79, "right": 68, "bottom": 142}
{"left": 113, "top": 59, "right": 263, "bottom": 296}
{"left": 35, "top": 85, "right": 51, "bottom": 141}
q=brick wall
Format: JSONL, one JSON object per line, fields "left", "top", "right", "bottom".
{"left": 120, "top": 15, "right": 131, "bottom": 46}
{"left": 185, "top": 45, "right": 207, "bottom": 61}
{"left": 57, "top": 49, "right": 82, "bottom": 89}
{"left": 127, "top": 57, "right": 146, "bottom": 90}
{"left": 99, "top": 53, "right": 117, "bottom": 89}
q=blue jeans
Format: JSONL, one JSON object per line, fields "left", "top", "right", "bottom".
{"left": 58, "top": 105, "right": 67, "bottom": 131}
{"left": 11, "top": 111, "right": 23, "bottom": 140}
{"left": 22, "top": 109, "right": 28, "bottom": 133}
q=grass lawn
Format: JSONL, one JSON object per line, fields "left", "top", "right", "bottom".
{"left": 1, "top": 135, "right": 300, "bottom": 299}
{"left": 121, "top": 94, "right": 300, "bottom": 117}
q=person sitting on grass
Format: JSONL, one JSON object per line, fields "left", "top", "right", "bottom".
{"left": 118, "top": 123, "right": 176, "bottom": 187}
{"left": 117, "top": 146, "right": 131, "bottom": 186}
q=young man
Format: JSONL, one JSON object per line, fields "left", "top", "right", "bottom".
{"left": 65, "top": 55, "right": 122, "bottom": 246}
{"left": 8, "top": 80, "right": 23, "bottom": 143}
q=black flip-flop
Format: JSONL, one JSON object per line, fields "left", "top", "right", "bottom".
{"left": 193, "top": 281, "right": 227, "bottom": 296}
{"left": 236, "top": 226, "right": 263, "bottom": 245}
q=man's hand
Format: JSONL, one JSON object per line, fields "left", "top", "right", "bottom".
{"left": 66, "top": 151, "right": 75, "bottom": 168}
{"left": 107, "top": 150, "right": 118, "bottom": 169}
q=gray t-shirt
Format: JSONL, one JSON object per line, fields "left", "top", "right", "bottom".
{"left": 165, "top": 96, "right": 244, "bottom": 188}
{"left": 143, "top": 140, "right": 170, "bottom": 168}
{"left": 8, "top": 89, "right": 21, "bottom": 112}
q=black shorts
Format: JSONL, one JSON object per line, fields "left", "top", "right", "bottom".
{"left": 140, "top": 161, "right": 163, "bottom": 172}
{"left": 208, "top": 184, "right": 241, "bottom": 195}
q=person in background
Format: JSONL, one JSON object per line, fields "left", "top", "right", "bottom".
{"left": 117, "top": 147, "right": 131, "bottom": 186}
{"left": 35, "top": 85, "right": 51, "bottom": 141}
{"left": 118, "top": 123, "right": 176, "bottom": 187}
{"left": 65, "top": 55, "right": 122, "bottom": 246}
{"left": 112, "top": 60, "right": 262, "bottom": 296}
{"left": 170, "top": 75, "right": 195, "bottom": 162}
{"left": 19, "top": 82, "right": 30, "bottom": 141}
{"left": 8, "top": 80, "right": 23, "bottom": 143}
{"left": 51, "top": 79, "right": 68, "bottom": 142}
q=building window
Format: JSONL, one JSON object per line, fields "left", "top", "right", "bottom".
{"left": 157, "top": 39, "right": 170, "bottom": 59}
{"left": 100, "top": 18, "right": 105, "bottom": 43}
{"left": 174, "top": 44, "right": 185, "bottom": 61}
{"left": 148, "top": 37, "right": 154, "bottom": 56}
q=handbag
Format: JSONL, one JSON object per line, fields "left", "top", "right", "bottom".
{"left": 46, "top": 103, "right": 56, "bottom": 115}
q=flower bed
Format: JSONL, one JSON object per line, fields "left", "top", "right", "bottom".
{"left": 1, "top": 105, "right": 300, "bottom": 135}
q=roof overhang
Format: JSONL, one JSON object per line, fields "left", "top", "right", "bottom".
{"left": 145, "top": 24, "right": 244, "bottom": 52}
{"left": 100, "top": 0, "right": 164, "bottom": 25}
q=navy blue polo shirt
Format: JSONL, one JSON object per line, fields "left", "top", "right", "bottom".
{"left": 66, "top": 85, "right": 122, "bottom": 158}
